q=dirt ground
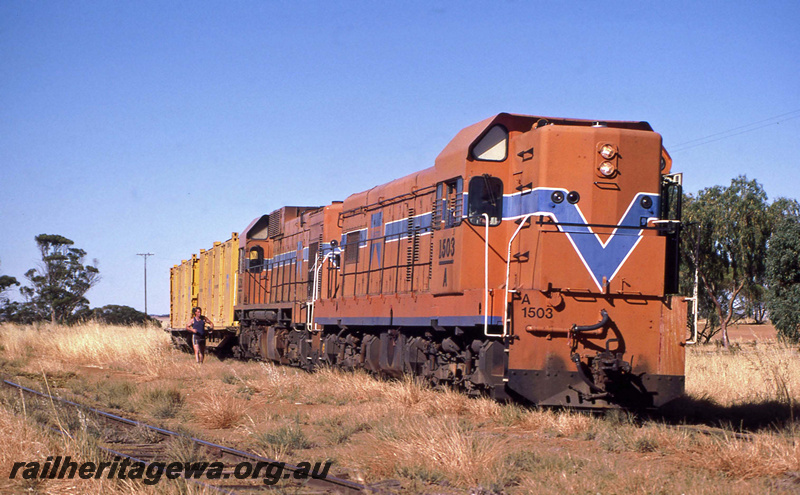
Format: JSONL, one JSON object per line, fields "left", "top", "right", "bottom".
{"left": 707, "top": 321, "right": 778, "bottom": 342}
{"left": 726, "top": 322, "right": 777, "bottom": 341}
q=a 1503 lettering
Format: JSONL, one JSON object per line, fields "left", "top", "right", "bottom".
{"left": 521, "top": 307, "right": 553, "bottom": 319}
{"left": 439, "top": 237, "right": 455, "bottom": 258}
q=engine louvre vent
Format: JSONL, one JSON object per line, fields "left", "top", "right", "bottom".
{"left": 268, "top": 209, "right": 283, "bottom": 238}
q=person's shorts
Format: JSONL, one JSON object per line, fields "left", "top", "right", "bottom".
{"left": 192, "top": 334, "right": 206, "bottom": 346}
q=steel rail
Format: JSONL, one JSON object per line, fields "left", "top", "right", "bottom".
{"left": 3, "top": 379, "right": 368, "bottom": 494}
{"left": 664, "top": 423, "right": 756, "bottom": 442}
{"left": 5, "top": 380, "right": 233, "bottom": 493}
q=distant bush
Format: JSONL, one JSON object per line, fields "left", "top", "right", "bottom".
{"left": 766, "top": 216, "right": 800, "bottom": 343}
{"left": 90, "top": 305, "right": 159, "bottom": 326}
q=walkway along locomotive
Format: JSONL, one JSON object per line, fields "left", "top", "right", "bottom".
{"left": 170, "top": 113, "right": 686, "bottom": 409}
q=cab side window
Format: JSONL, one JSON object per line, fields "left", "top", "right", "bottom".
{"left": 468, "top": 175, "right": 503, "bottom": 226}
{"left": 248, "top": 246, "right": 264, "bottom": 272}
{"left": 433, "top": 177, "right": 463, "bottom": 230}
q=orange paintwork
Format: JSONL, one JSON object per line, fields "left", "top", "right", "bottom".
{"left": 171, "top": 112, "right": 686, "bottom": 407}
{"left": 235, "top": 203, "right": 343, "bottom": 325}
{"left": 315, "top": 113, "right": 685, "bottom": 396}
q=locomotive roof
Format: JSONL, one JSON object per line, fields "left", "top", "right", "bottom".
{"left": 341, "top": 113, "right": 654, "bottom": 214}
{"left": 238, "top": 206, "right": 323, "bottom": 247}
{"left": 436, "top": 113, "right": 653, "bottom": 164}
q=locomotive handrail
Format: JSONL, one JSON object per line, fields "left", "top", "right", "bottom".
{"left": 683, "top": 262, "right": 699, "bottom": 345}
{"left": 536, "top": 217, "right": 667, "bottom": 231}
{"left": 340, "top": 184, "right": 437, "bottom": 218}
{"left": 481, "top": 213, "right": 496, "bottom": 337}
{"left": 245, "top": 270, "right": 271, "bottom": 292}
{"left": 503, "top": 214, "right": 534, "bottom": 337}
{"left": 307, "top": 251, "right": 335, "bottom": 331}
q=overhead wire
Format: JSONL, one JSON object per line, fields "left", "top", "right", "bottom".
{"left": 669, "top": 109, "right": 800, "bottom": 153}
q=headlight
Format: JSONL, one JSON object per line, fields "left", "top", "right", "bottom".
{"left": 599, "top": 144, "right": 616, "bottom": 160}
{"left": 598, "top": 161, "right": 616, "bottom": 177}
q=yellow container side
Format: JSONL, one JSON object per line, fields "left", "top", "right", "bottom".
{"left": 171, "top": 235, "right": 239, "bottom": 329}
{"left": 220, "top": 234, "right": 239, "bottom": 327}
{"left": 197, "top": 248, "right": 208, "bottom": 324}
{"left": 169, "top": 255, "right": 198, "bottom": 330}
{"left": 170, "top": 266, "right": 177, "bottom": 329}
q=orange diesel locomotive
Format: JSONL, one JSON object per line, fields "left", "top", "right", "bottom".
{"left": 172, "top": 113, "right": 686, "bottom": 409}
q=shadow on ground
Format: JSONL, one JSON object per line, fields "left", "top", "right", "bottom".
{"left": 649, "top": 395, "right": 797, "bottom": 432}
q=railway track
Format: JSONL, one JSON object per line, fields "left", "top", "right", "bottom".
{"left": 2, "top": 379, "right": 373, "bottom": 493}
{"left": 664, "top": 423, "right": 756, "bottom": 442}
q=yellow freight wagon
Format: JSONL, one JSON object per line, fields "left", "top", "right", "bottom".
{"left": 169, "top": 233, "right": 239, "bottom": 330}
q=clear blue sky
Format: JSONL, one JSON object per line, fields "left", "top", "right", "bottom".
{"left": 1, "top": 1, "right": 798, "bottom": 315}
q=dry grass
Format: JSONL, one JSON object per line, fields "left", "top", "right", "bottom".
{"left": 516, "top": 408, "right": 596, "bottom": 437}
{"left": 3, "top": 322, "right": 800, "bottom": 493}
{"left": 0, "top": 389, "right": 215, "bottom": 494}
{"left": 191, "top": 390, "right": 248, "bottom": 429}
{"left": 252, "top": 416, "right": 314, "bottom": 457}
{"left": 0, "top": 396, "right": 69, "bottom": 493}
{"left": 383, "top": 377, "right": 503, "bottom": 418}
{"left": 0, "top": 322, "right": 174, "bottom": 377}
{"left": 691, "top": 432, "right": 800, "bottom": 480}
{"left": 139, "top": 385, "right": 185, "bottom": 419}
{"left": 352, "top": 416, "right": 511, "bottom": 487}
{"left": 686, "top": 340, "right": 800, "bottom": 407}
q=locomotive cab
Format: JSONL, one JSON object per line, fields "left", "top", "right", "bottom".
{"left": 454, "top": 115, "right": 686, "bottom": 408}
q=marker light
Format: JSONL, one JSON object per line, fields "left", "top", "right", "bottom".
{"left": 599, "top": 144, "right": 616, "bottom": 160}
{"left": 599, "top": 161, "right": 617, "bottom": 177}
{"left": 567, "top": 191, "right": 580, "bottom": 204}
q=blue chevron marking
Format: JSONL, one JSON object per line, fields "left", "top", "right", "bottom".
{"left": 500, "top": 188, "right": 659, "bottom": 290}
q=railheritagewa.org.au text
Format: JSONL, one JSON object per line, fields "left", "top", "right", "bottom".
{"left": 9, "top": 456, "right": 332, "bottom": 485}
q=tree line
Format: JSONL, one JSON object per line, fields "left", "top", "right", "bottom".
{"left": 2, "top": 177, "right": 799, "bottom": 339}
{"left": 0, "top": 234, "right": 156, "bottom": 326}
{"left": 682, "top": 176, "right": 800, "bottom": 346}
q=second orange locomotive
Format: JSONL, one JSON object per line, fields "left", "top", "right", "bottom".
{"left": 172, "top": 113, "right": 686, "bottom": 409}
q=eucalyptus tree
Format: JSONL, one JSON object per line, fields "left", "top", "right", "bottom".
{"left": 20, "top": 234, "right": 100, "bottom": 324}
{"left": 682, "top": 176, "right": 771, "bottom": 348}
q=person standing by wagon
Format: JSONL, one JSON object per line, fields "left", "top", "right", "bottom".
{"left": 186, "top": 307, "right": 213, "bottom": 364}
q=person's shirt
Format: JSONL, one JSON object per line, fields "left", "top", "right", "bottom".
{"left": 191, "top": 317, "right": 206, "bottom": 337}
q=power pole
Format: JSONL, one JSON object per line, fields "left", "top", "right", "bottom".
{"left": 137, "top": 253, "right": 154, "bottom": 315}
